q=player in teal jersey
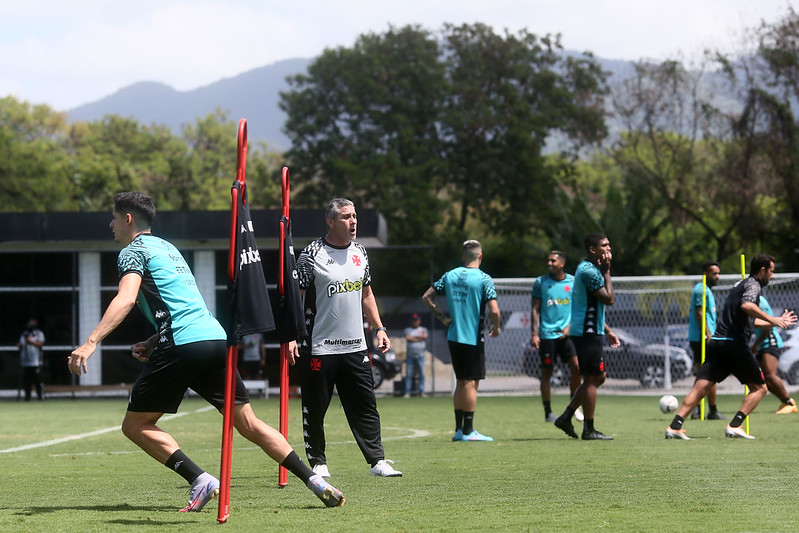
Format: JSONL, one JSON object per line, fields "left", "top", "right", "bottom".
{"left": 752, "top": 295, "right": 797, "bottom": 414}
{"left": 423, "top": 240, "right": 500, "bottom": 442}
{"left": 687, "top": 261, "right": 726, "bottom": 419}
{"left": 68, "top": 192, "right": 344, "bottom": 511}
{"left": 554, "top": 233, "right": 619, "bottom": 441}
{"left": 531, "top": 251, "right": 581, "bottom": 423}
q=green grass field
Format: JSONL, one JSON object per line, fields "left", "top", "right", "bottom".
{"left": 0, "top": 393, "right": 796, "bottom": 532}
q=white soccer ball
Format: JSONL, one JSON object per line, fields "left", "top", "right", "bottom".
{"left": 659, "top": 394, "right": 679, "bottom": 414}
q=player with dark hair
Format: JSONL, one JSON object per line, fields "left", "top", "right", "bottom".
{"left": 423, "top": 239, "right": 501, "bottom": 442}
{"left": 296, "top": 198, "right": 401, "bottom": 478}
{"left": 752, "top": 294, "right": 798, "bottom": 414}
{"left": 531, "top": 250, "right": 583, "bottom": 423}
{"left": 687, "top": 261, "right": 726, "bottom": 420}
{"left": 68, "top": 192, "right": 344, "bottom": 512}
{"left": 554, "top": 233, "right": 619, "bottom": 441}
{"left": 665, "top": 254, "right": 797, "bottom": 440}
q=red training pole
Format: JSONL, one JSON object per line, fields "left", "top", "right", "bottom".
{"left": 218, "top": 118, "right": 248, "bottom": 523}
{"left": 278, "top": 166, "right": 290, "bottom": 488}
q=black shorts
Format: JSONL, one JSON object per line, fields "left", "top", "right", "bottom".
{"left": 539, "top": 337, "right": 577, "bottom": 368}
{"left": 756, "top": 347, "right": 784, "bottom": 363}
{"left": 448, "top": 341, "right": 486, "bottom": 381}
{"left": 128, "top": 339, "right": 250, "bottom": 414}
{"left": 698, "top": 339, "right": 765, "bottom": 385}
{"left": 690, "top": 341, "right": 709, "bottom": 365}
{"left": 572, "top": 335, "right": 605, "bottom": 376}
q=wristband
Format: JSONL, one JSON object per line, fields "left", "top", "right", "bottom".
{"left": 375, "top": 327, "right": 387, "bottom": 333}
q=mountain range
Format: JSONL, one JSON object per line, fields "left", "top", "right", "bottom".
{"left": 67, "top": 55, "right": 635, "bottom": 151}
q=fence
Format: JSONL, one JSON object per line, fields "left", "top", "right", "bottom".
{"left": 481, "top": 273, "right": 799, "bottom": 394}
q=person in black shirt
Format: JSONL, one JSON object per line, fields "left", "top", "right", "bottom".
{"left": 665, "top": 254, "right": 797, "bottom": 440}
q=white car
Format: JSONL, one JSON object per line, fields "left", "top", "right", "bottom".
{"left": 777, "top": 330, "right": 799, "bottom": 384}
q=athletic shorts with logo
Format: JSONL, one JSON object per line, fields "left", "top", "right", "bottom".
{"left": 539, "top": 337, "right": 576, "bottom": 368}
{"left": 571, "top": 334, "right": 605, "bottom": 376}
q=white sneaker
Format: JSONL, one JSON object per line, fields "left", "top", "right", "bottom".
{"left": 574, "top": 407, "right": 584, "bottom": 422}
{"left": 725, "top": 425, "right": 755, "bottom": 439}
{"left": 312, "top": 464, "right": 331, "bottom": 478}
{"left": 370, "top": 459, "right": 402, "bottom": 477}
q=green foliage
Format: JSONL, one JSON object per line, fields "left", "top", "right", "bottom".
{"left": 0, "top": 99, "right": 284, "bottom": 213}
{"left": 281, "top": 23, "right": 608, "bottom": 247}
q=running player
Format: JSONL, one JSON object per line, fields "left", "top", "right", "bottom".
{"left": 68, "top": 192, "right": 344, "bottom": 511}
{"left": 665, "top": 254, "right": 797, "bottom": 440}
{"left": 752, "top": 295, "right": 798, "bottom": 414}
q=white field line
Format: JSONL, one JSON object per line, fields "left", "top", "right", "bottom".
{"left": 44, "top": 426, "right": 431, "bottom": 458}
{"left": 0, "top": 405, "right": 216, "bottom": 454}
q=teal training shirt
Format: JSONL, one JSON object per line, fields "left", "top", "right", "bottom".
{"left": 688, "top": 282, "right": 716, "bottom": 342}
{"left": 118, "top": 234, "right": 227, "bottom": 349}
{"left": 754, "top": 295, "right": 784, "bottom": 351}
{"left": 570, "top": 260, "right": 606, "bottom": 336}
{"left": 433, "top": 266, "right": 497, "bottom": 346}
{"left": 531, "top": 273, "right": 574, "bottom": 339}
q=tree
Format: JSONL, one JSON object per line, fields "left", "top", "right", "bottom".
{"left": 281, "top": 23, "right": 608, "bottom": 247}
{"left": 0, "top": 97, "right": 73, "bottom": 211}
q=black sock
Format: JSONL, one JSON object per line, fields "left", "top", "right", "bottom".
{"left": 563, "top": 406, "right": 575, "bottom": 420}
{"left": 463, "top": 411, "right": 475, "bottom": 434}
{"left": 709, "top": 404, "right": 718, "bottom": 414}
{"left": 281, "top": 450, "right": 313, "bottom": 483}
{"left": 781, "top": 396, "right": 792, "bottom": 405}
{"left": 583, "top": 418, "right": 595, "bottom": 433}
{"left": 165, "top": 449, "right": 204, "bottom": 484}
{"left": 454, "top": 409, "right": 464, "bottom": 431}
{"left": 670, "top": 415, "right": 684, "bottom": 430}
{"left": 543, "top": 401, "right": 552, "bottom": 417}
{"left": 730, "top": 411, "right": 746, "bottom": 428}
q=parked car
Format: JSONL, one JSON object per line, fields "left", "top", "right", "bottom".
{"left": 777, "top": 330, "right": 799, "bottom": 384}
{"left": 521, "top": 327, "right": 692, "bottom": 388}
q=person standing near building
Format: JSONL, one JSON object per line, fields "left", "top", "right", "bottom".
{"left": 688, "top": 261, "right": 726, "bottom": 419}
{"left": 17, "top": 318, "right": 45, "bottom": 401}
{"left": 422, "top": 239, "right": 501, "bottom": 442}
{"left": 68, "top": 192, "right": 344, "bottom": 512}
{"left": 554, "top": 233, "right": 619, "bottom": 441}
{"left": 531, "top": 251, "right": 582, "bottom": 423}
{"left": 752, "top": 294, "right": 797, "bottom": 414}
{"left": 665, "top": 254, "right": 797, "bottom": 440}
{"left": 296, "top": 198, "right": 401, "bottom": 478}
{"left": 239, "top": 332, "right": 266, "bottom": 380}
{"left": 403, "top": 314, "right": 428, "bottom": 397}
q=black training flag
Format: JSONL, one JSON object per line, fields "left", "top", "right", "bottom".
{"left": 228, "top": 180, "right": 275, "bottom": 344}
{"left": 277, "top": 215, "right": 306, "bottom": 344}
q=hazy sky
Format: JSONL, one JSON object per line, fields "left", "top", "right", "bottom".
{"left": 1, "top": 0, "right": 794, "bottom": 110}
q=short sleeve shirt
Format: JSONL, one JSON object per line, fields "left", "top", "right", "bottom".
{"left": 296, "top": 238, "right": 369, "bottom": 355}
{"left": 118, "top": 234, "right": 226, "bottom": 350}
{"left": 688, "top": 282, "right": 717, "bottom": 342}
{"left": 432, "top": 266, "right": 497, "bottom": 346}
{"left": 570, "top": 260, "right": 606, "bottom": 336}
{"left": 754, "top": 296, "right": 783, "bottom": 351}
{"left": 712, "top": 276, "right": 762, "bottom": 344}
{"left": 531, "top": 273, "right": 574, "bottom": 339}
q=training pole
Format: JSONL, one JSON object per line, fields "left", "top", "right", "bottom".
{"left": 741, "top": 253, "right": 750, "bottom": 435}
{"left": 277, "top": 166, "right": 291, "bottom": 488}
{"left": 218, "top": 118, "right": 249, "bottom": 524}
{"left": 700, "top": 274, "right": 707, "bottom": 420}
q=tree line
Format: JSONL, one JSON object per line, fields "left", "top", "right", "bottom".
{"left": 3, "top": 11, "right": 799, "bottom": 280}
